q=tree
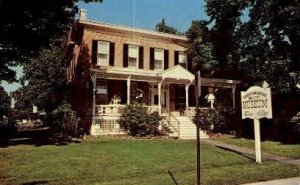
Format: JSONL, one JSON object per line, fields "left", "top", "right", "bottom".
{"left": 186, "top": 20, "right": 216, "bottom": 76}
{"left": 0, "top": 86, "right": 11, "bottom": 118}
{"left": 13, "top": 38, "right": 82, "bottom": 137}
{"left": 0, "top": 0, "right": 102, "bottom": 82}
{"left": 202, "top": 0, "right": 300, "bottom": 93}
{"left": 155, "top": 18, "right": 183, "bottom": 35}
{"left": 236, "top": 0, "right": 300, "bottom": 93}
{"left": 14, "top": 38, "right": 68, "bottom": 115}
{"left": 188, "top": 0, "right": 300, "bottom": 141}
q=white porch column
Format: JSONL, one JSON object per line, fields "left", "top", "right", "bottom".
{"left": 185, "top": 83, "right": 190, "bottom": 109}
{"left": 158, "top": 81, "right": 162, "bottom": 114}
{"left": 232, "top": 84, "right": 236, "bottom": 109}
{"left": 127, "top": 76, "right": 131, "bottom": 104}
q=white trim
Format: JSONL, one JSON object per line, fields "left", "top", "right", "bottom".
{"left": 161, "top": 65, "right": 195, "bottom": 82}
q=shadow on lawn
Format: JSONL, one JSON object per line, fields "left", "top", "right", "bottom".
{"left": 22, "top": 180, "right": 49, "bottom": 185}
{"left": 0, "top": 128, "right": 81, "bottom": 148}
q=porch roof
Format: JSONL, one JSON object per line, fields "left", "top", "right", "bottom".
{"left": 90, "top": 66, "right": 241, "bottom": 88}
{"left": 160, "top": 65, "right": 195, "bottom": 83}
{"left": 201, "top": 78, "right": 241, "bottom": 88}
{"left": 90, "top": 67, "right": 160, "bottom": 82}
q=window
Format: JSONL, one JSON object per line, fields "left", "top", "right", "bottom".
{"left": 97, "top": 41, "right": 110, "bottom": 66}
{"left": 178, "top": 52, "right": 187, "bottom": 68}
{"left": 128, "top": 45, "right": 139, "bottom": 67}
{"left": 154, "top": 48, "right": 164, "bottom": 70}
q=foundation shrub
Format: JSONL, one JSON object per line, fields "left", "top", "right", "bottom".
{"left": 118, "top": 102, "right": 163, "bottom": 136}
{"left": 197, "top": 104, "right": 236, "bottom": 134}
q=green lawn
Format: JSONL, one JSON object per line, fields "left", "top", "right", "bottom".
{"left": 0, "top": 138, "right": 299, "bottom": 185}
{"left": 213, "top": 137, "right": 300, "bottom": 159}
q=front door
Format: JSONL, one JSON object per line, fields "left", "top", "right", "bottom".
{"left": 150, "top": 84, "right": 169, "bottom": 110}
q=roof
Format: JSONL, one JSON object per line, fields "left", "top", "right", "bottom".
{"left": 161, "top": 65, "right": 195, "bottom": 82}
{"left": 78, "top": 19, "right": 187, "bottom": 42}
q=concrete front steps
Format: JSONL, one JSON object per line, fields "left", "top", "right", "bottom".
{"left": 175, "top": 116, "right": 208, "bottom": 139}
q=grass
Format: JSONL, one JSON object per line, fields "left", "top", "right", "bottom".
{"left": 0, "top": 138, "right": 299, "bottom": 185}
{"left": 213, "top": 137, "right": 300, "bottom": 159}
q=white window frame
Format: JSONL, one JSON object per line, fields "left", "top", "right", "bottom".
{"left": 178, "top": 52, "right": 187, "bottom": 68}
{"left": 128, "top": 45, "right": 139, "bottom": 68}
{"left": 97, "top": 41, "right": 110, "bottom": 66}
{"left": 154, "top": 48, "right": 164, "bottom": 70}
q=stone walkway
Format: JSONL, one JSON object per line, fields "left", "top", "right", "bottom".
{"left": 201, "top": 139, "right": 300, "bottom": 167}
{"left": 201, "top": 139, "right": 300, "bottom": 185}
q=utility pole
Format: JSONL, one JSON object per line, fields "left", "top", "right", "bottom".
{"left": 195, "top": 71, "right": 201, "bottom": 185}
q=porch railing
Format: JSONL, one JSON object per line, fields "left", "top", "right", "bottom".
{"left": 161, "top": 109, "right": 180, "bottom": 137}
{"left": 95, "top": 104, "right": 125, "bottom": 116}
{"left": 95, "top": 104, "right": 161, "bottom": 116}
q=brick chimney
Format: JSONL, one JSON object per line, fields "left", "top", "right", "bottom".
{"left": 79, "top": 9, "right": 87, "bottom": 20}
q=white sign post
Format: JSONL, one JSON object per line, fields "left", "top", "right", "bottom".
{"left": 241, "top": 86, "right": 272, "bottom": 163}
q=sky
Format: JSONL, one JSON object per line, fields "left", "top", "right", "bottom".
{"left": 77, "top": 0, "right": 208, "bottom": 32}
{"left": 1, "top": 0, "right": 208, "bottom": 93}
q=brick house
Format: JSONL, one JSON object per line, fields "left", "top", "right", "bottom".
{"left": 66, "top": 10, "right": 239, "bottom": 139}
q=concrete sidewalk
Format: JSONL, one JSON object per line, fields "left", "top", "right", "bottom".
{"left": 201, "top": 139, "right": 300, "bottom": 168}
{"left": 241, "top": 177, "right": 300, "bottom": 185}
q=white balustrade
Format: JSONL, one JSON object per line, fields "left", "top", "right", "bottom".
{"left": 95, "top": 104, "right": 161, "bottom": 116}
{"left": 96, "top": 104, "right": 125, "bottom": 116}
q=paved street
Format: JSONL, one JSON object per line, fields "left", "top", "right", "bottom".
{"left": 242, "top": 177, "right": 300, "bottom": 185}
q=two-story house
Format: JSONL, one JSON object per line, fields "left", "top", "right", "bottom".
{"left": 66, "top": 10, "right": 239, "bottom": 138}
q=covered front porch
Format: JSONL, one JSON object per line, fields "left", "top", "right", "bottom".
{"left": 90, "top": 65, "right": 196, "bottom": 114}
{"left": 89, "top": 65, "right": 240, "bottom": 136}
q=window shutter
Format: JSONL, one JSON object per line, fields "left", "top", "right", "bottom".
{"left": 150, "top": 47, "right": 154, "bottom": 70}
{"left": 92, "top": 40, "right": 98, "bottom": 65}
{"left": 174, "top": 51, "right": 179, "bottom": 65}
{"left": 109, "top": 42, "right": 115, "bottom": 66}
{"left": 123, "top": 44, "right": 128, "bottom": 67}
{"left": 164, "top": 50, "right": 169, "bottom": 70}
{"left": 139, "top": 46, "right": 144, "bottom": 69}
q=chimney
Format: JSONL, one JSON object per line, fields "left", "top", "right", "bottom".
{"left": 79, "top": 9, "right": 87, "bottom": 20}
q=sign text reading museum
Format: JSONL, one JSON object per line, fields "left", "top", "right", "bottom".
{"left": 242, "top": 92, "right": 268, "bottom": 109}
{"left": 241, "top": 86, "right": 272, "bottom": 119}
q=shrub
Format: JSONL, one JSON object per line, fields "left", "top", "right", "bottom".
{"left": 196, "top": 104, "right": 235, "bottom": 134}
{"left": 48, "top": 102, "right": 81, "bottom": 138}
{"left": 118, "top": 102, "right": 162, "bottom": 136}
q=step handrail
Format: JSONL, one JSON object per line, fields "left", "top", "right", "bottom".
{"left": 162, "top": 109, "right": 180, "bottom": 137}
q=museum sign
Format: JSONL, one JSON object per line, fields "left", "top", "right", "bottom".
{"left": 241, "top": 86, "right": 272, "bottom": 119}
